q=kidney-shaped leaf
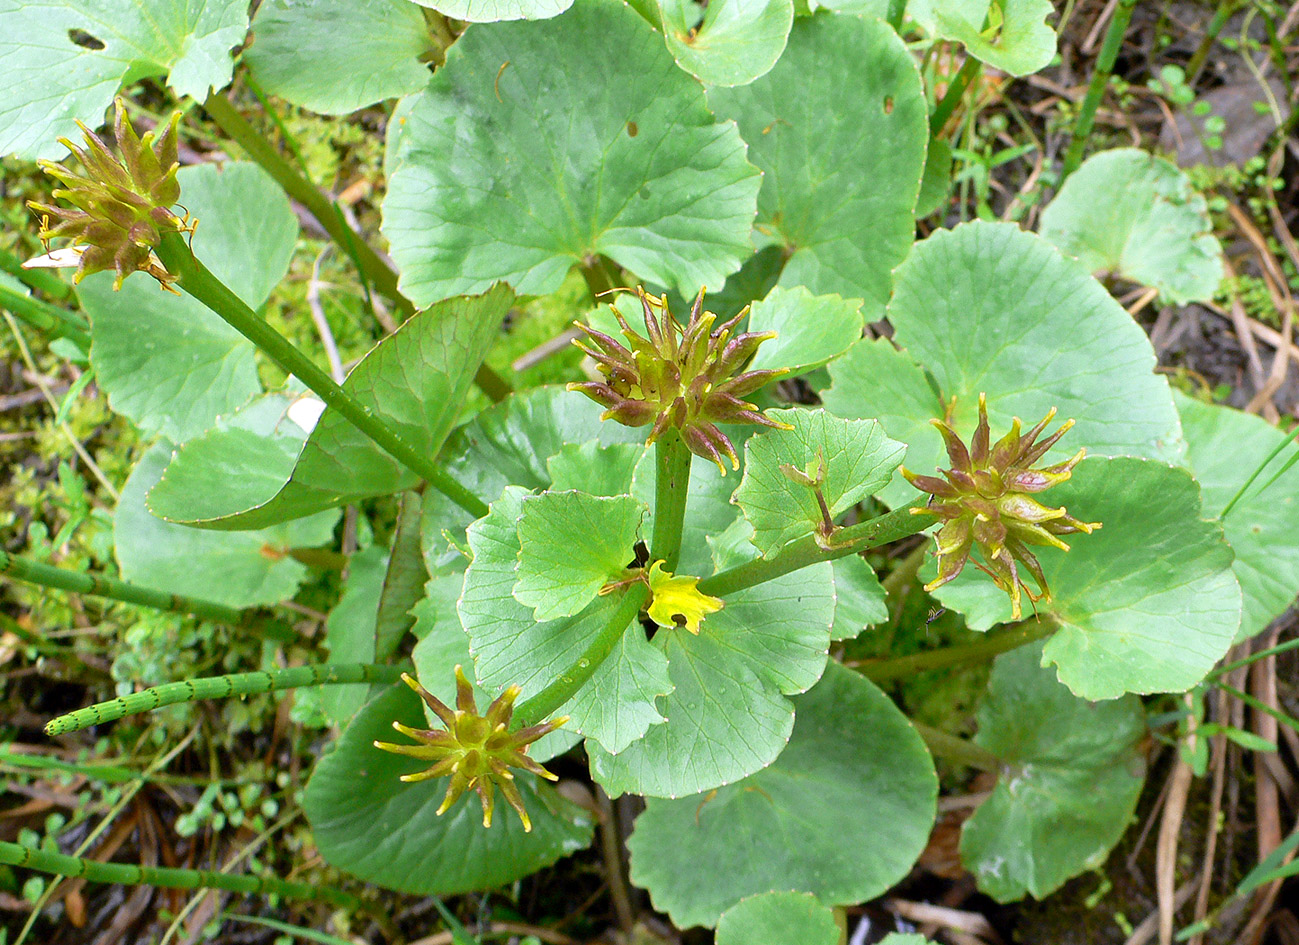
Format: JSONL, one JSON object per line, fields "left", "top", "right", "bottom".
{"left": 405, "top": 0, "right": 572, "bottom": 22}
{"left": 708, "top": 14, "right": 927, "bottom": 318}
{"left": 1176, "top": 392, "right": 1299, "bottom": 640}
{"left": 659, "top": 0, "right": 794, "bottom": 88}
{"left": 931, "top": 457, "right": 1241, "bottom": 700}
{"left": 0, "top": 0, "right": 247, "bottom": 159}
{"left": 1041, "top": 149, "right": 1223, "bottom": 305}
{"left": 115, "top": 441, "right": 338, "bottom": 609}
{"left": 246, "top": 0, "right": 434, "bottom": 115}
{"left": 744, "top": 286, "right": 865, "bottom": 377}
{"left": 960, "top": 641, "right": 1146, "bottom": 901}
{"left": 303, "top": 683, "right": 593, "bottom": 895}
{"left": 909, "top": 0, "right": 1056, "bottom": 76}
{"left": 83, "top": 163, "right": 297, "bottom": 444}
{"left": 628, "top": 662, "right": 937, "bottom": 928}
{"left": 716, "top": 892, "right": 840, "bottom": 945}
{"left": 383, "top": 0, "right": 761, "bottom": 306}
{"left": 147, "top": 285, "right": 513, "bottom": 529}
{"left": 823, "top": 221, "right": 1185, "bottom": 508}
{"left": 733, "top": 407, "right": 904, "bottom": 556}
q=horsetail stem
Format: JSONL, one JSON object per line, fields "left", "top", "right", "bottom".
{"left": 0, "top": 840, "right": 361, "bottom": 909}
{"left": 45, "top": 663, "right": 405, "bottom": 737}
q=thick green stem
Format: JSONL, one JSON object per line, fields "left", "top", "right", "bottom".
{"left": 1186, "top": 0, "right": 1239, "bottom": 84}
{"left": 0, "top": 840, "right": 359, "bottom": 910}
{"left": 2, "top": 549, "right": 242, "bottom": 624}
{"left": 930, "top": 56, "right": 982, "bottom": 135}
{"left": 0, "top": 278, "right": 91, "bottom": 348}
{"left": 651, "top": 432, "right": 692, "bottom": 573}
{"left": 154, "top": 232, "right": 488, "bottom": 519}
{"left": 852, "top": 616, "right": 1057, "bottom": 681}
{"left": 0, "top": 246, "right": 74, "bottom": 300}
{"left": 698, "top": 503, "right": 930, "bottom": 598}
{"left": 45, "top": 663, "right": 405, "bottom": 736}
{"left": 513, "top": 585, "right": 650, "bottom": 728}
{"left": 911, "top": 722, "right": 1001, "bottom": 771}
{"left": 200, "top": 92, "right": 510, "bottom": 402}
{"left": 1060, "top": 0, "right": 1137, "bottom": 179}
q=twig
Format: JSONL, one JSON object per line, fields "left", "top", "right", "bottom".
{"left": 1156, "top": 693, "right": 1197, "bottom": 945}
{"left": 887, "top": 899, "right": 996, "bottom": 938}
{"left": 512, "top": 326, "right": 580, "bottom": 373}
{"left": 306, "top": 249, "right": 345, "bottom": 383}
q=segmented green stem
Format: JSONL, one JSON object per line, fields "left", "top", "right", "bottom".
{"left": 697, "top": 503, "right": 930, "bottom": 598}
{"left": 851, "top": 616, "right": 1057, "bottom": 680}
{"left": 513, "top": 584, "right": 650, "bottom": 728}
{"left": 154, "top": 233, "right": 488, "bottom": 519}
{"left": 1, "top": 549, "right": 242, "bottom": 624}
{"left": 45, "top": 663, "right": 405, "bottom": 736}
{"left": 199, "top": 92, "right": 509, "bottom": 402}
{"left": 0, "top": 245, "right": 74, "bottom": 300}
{"left": 0, "top": 278, "right": 91, "bottom": 348}
{"left": 930, "top": 56, "right": 982, "bottom": 135}
{"left": 911, "top": 722, "right": 1001, "bottom": 771}
{"left": 650, "top": 432, "right": 692, "bottom": 573}
{"left": 0, "top": 840, "right": 360, "bottom": 909}
{"left": 1060, "top": 0, "right": 1137, "bottom": 179}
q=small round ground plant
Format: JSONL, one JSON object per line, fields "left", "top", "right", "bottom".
{"left": 3, "top": 0, "right": 1294, "bottom": 939}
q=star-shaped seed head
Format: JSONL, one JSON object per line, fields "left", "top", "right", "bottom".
{"left": 901, "top": 394, "right": 1101, "bottom": 619}
{"left": 373, "top": 667, "right": 567, "bottom": 832}
{"left": 567, "top": 288, "right": 791, "bottom": 473}
{"left": 26, "top": 98, "right": 187, "bottom": 290}
{"left": 644, "top": 560, "right": 723, "bottom": 633}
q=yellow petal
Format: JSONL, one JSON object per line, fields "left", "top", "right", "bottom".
{"left": 645, "top": 561, "right": 723, "bottom": 634}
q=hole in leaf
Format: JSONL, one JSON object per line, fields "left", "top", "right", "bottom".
{"left": 68, "top": 28, "right": 105, "bottom": 50}
{"left": 884, "top": 96, "right": 894, "bottom": 114}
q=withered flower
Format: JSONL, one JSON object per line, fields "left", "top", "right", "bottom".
{"left": 567, "top": 288, "right": 790, "bottom": 472}
{"left": 902, "top": 394, "right": 1100, "bottom": 619}
{"left": 374, "top": 668, "right": 567, "bottom": 832}
{"left": 26, "top": 98, "right": 187, "bottom": 289}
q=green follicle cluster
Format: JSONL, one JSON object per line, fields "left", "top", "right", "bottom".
{"left": 26, "top": 99, "right": 188, "bottom": 290}
{"left": 374, "top": 668, "right": 567, "bottom": 832}
{"left": 902, "top": 394, "right": 1101, "bottom": 619}
{"left": 567, "top": 287, "right": 791, "bottom": 472}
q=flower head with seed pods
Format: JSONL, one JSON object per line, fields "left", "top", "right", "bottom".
{"left": 373, "top": 668, "right": 568, "bottom": 832}
{"left": 26, "top": 98, "right": 188, "bottom": 290}
{"left": 902, "top": 394, "right": 1101, "bottom": 620}
{"left": 567, "top": 288, "right": 791, "bottom": 472}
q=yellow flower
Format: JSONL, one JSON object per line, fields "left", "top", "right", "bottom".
{"left": 645, "top": 560, "right": 722, "bottom": 633}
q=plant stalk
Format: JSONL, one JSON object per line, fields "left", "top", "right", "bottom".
{"left": 154, "top": 232, "right": 488, "bottom": 519}
{"left": 45, "top": 663, "right": 405, "bottom": 736}
{"left": 513, "top": 584, "right": 650, "bottom": 727}
{"left": 887, "top": 0, "right": 908, "bottom": 31}
{"left": 1, "top": 549, "right": 243, "bottom": 624}
{"left": 1060, "top": 0, "right": 1137, "bottom": 179}
{"left": 0, "top": 278, "right": 91, "bottom": 349}
{"left": 0, "top": 840, "right": 360, "bottom": 910}
{"left": 698, "top": 503, "right": 930, "bottom": 598}
{"left": 650, "top": 432, "right": 692, "bottom": 572}
{"left": 851, "top": 616, "right": 1058, "bottom": 681}
{"left": 200, "top": 92, "right": 510, "bottom": 402}
{"left": 0, "top": 246, "right": 74, "bottom": 300}
{"left": 911, "top": 722, "right": 1001, "bottom": 771}
{"left": 930, "top": 56, "right": 982, "bottom": 135}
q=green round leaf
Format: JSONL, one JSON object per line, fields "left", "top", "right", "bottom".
{"left": 909, "top": 0, "right": 1056, "bottom": 76}
{"left": 0, "top": 0, "right": 247, "bottom": 159}
{"left": 1176, "top": 391, "right": 1299, "bottom": 641}
{"left": 823, "top": 221, "right": 1186, "bottom": 508}
{"left": 303, "top": 684, "right": 593, "bottom": 895}
{"left": 588, "top": 560, "right": 834, "bottom": 798}
{"left": 83, "top": 163, "right": 297, "bottom": 444}
{"left": 660, "top": 0, "right": 794, "bottom": 87}
{"left": 115, "top": 441, "right": 338, "bottom": 609}
{"left": 744, "top": 287, "right": 865, "bottom": 378}
{"left": 831, "top": 554, "right": 887, "bottom": 641}
{"left": 708, "top": 14, "right": 927, "bottom": 317}
{"left": 1041, "top": 149, "right": 1223, "bottom": 305}
{"left": 931, "top": 457, "right": 1241, "bottom": 700}
{"left": 148, "top": 286, "right": 514, "bottom": 529}
{"left": 715, "top": 892, "right": 839, "bottom": 945}
{"left": 460, "top": 487, "right": 672, "bottom": 756}
{"left": 627, "top": 663, "right": 937, "bottom": 927}
{"left": 960, "top": 641, "right": 1146, "bottom": 901}
{"left": 322, "top": 545, "right": 389, "bottom": 724}
{"left": 404, "top": 0, "right": 572, "bottom": 22}
{"left": 733, "top": 407, "right": 904, "bottom": 556}
{"left": 245, "top": 0, "right": 434, "bottom": 114}
{"left": 383, "top": 1, "right": 761, "bottom": 306}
